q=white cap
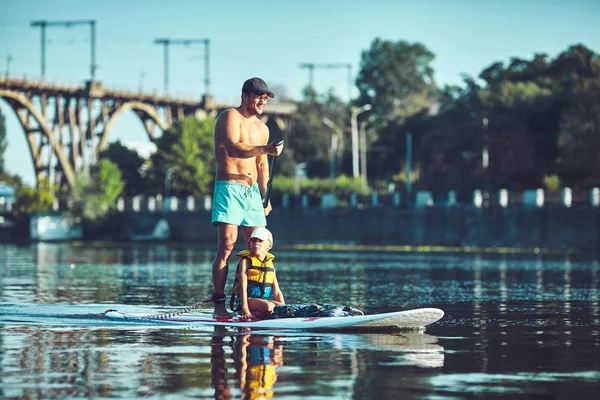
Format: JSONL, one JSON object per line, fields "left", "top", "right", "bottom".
{"left": 250, "top": 227, "right": 273, "bottom": 244}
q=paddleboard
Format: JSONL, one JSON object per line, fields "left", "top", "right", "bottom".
{"left": 103, "top": 307, "right": 444, "bottom": 330}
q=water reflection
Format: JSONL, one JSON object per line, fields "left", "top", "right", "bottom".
{"left": 211, "top": 329, "right": 284, "bottom": 400}
{"left": 2, "top": 243, "right": 600, "bottom": 398}
{"left": 361, "top": 333, "right": 444, "bottom": 368}
{"left": 207, "top": 328, "right": 444, "bottom": 399}
{"left": 0, "top": 320, "right": 444, "bottom": 399}
{"left": 429, "top": 371, "right": 600, "bottom": 396}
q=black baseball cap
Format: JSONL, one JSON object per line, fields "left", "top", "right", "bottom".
{"left": 242, "top": 77, "right": 275, "bottom": 98}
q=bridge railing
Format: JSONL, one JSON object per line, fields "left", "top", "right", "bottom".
{"left": 107, "top": 187, "right": 600, "bottom": 214}
{"left": 1, "top": 77, "right": 298, "bottom": 114}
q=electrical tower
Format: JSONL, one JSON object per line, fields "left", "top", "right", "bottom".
{"left": 30, "top": 19, "right": 97, "bottom": 81}
{"left": 299, "top": 63, "right": 352, "bottom": 100}
{"left": 154, "top": 38, "right": 210, "bottom": 95}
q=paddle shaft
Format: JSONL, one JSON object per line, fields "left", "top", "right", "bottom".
{"left": 263, "top": 139, "right": 284, "bottom": 208}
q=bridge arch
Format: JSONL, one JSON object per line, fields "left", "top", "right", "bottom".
{"left": 0, "top": 89, "right": 75, "bottom": 187}
{"left": 99, "top": 101, "right": 169, "bottom": 152}
{"left": 0, "top": 79, "right": 297, "bottom": 190}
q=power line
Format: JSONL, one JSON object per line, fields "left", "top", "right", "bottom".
{"left": 154, "top": 38, "right": 210, "bottom": 95}
{"left": 299, "top": 63, "right": 352, "bottom": 100}
{"left": 30, "top": 19, "right": 97, "bottom": 81}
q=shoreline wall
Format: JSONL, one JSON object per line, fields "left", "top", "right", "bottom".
{"left": 154, "top": 206, "right": 599, "bottom": 252}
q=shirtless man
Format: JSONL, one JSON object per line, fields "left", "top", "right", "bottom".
{"left": 210, "top": 77, "right": 284, "bottom": 318}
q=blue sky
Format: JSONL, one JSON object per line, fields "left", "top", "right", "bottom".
{"left": 1, "top": 0, "right": 599, "bottom": 185}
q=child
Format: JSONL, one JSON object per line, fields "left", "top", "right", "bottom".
{"left": 230, "top": 228, "right": 285, "bottom": 318}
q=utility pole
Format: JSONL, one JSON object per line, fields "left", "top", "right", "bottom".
{"left": 5, "top": 54, "right": 12, "bottom": 79}
{"left": 299, "top": 63, "right": 352, "bottom": 101}
{"left": 155, "top": 39, "right": 169, "bottom": 93}
{"left": 139, "top": 71, "right": 146, "bottom": 92}
{"left": 30, "top": 19, "right": 97, "bottom": 81}
{"left": 299, "top": 63, "right": 315, "bottom": 89}
{"left": 154, "top": 38, "right": 210, "bottom": 95}
{"left": 406, "top": 132, "right": 413, "bottom": 195}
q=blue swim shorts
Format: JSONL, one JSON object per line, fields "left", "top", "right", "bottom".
{"left": 211, "top": 180, "right": 267, "bottom": 227}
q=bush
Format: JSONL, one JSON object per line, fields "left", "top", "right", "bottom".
{"left": 271, "top": 175, "right": 369, "bottom": 197}
{"left": 543, "top": 175, "right": 561, "bottom": 192}
{"left": 14, "top": 178, "right": 56, "bottom": 214}
{"left": 71, "top": 160, "right": 125, "bottom": 221}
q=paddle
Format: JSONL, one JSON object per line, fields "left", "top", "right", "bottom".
{"left": 263, "top": 139, "right": 284, "bottom": 208}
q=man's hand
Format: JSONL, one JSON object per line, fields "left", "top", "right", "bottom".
{"left": 264, "top": 200, "right": 272, "bottom": 216}
{"left": 265, "top": 139, "right": 284, "bottom": 156}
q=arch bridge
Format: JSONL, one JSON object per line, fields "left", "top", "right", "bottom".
{"left": 0, "top": 78, "right": 296, "bottom": 189}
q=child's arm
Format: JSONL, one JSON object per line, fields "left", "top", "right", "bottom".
{"left": 272, "top": 274, "right": 285, "bottom": 305}
{"left": 238, "top": 259, "right": 252, "bottom": 317}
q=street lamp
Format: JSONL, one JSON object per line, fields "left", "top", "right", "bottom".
{"left": 294, "top": 162, "right": 307, "bottom": 196}
{"left": 482, "top": 117, "right": 490, "bottom": 207}
{"left": 164, "top": 167, "right": 174, "bottom": 211}
{"left": 322, "top": 117, "right": 342, "bottom": 179}
{"left": 351, "top": 104, "right": 371, "bottom": 179}
{"left": 359, "top": 121, "right": 369, "bottom": 184}
{"left": 482, "top": 117, "right": 489, "bottom": 169}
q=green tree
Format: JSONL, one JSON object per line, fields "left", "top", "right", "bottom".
{"left": 356, "top": 39, "right": 437, "bottom": 121}
{"left": 417, "top": 77, "right": 550, "bottom": 192}
{"left": 0, "top": 107, "right": 6, "bottom": 173}
{"left": 556, "top": 69, "right": 600, "bottom": 187}
{"left": 0, "top": 172, "right": 22, "bottom": 187}
{"left": 14, "top": 178, "right": 56, "bottom": 214}
{"left": 415, "top": 44, "right": 600, "bottom": 192}
{"left": 355, "top": 39, "right": 438, "bottom": 182}
{"left": 148, "top": 116, "right": 215, "bottom": 197}
{"left": 71, "top": 159, "right": 125, "bottom": 220}
{"left": 100, "top": 140, "right": 148, "bottom": 196}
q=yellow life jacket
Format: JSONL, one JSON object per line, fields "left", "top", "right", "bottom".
{"left": 230, "top": 250, "right": 276, "bottom": 311}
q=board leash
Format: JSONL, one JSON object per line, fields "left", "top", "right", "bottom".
{"left": 102, "top": 297, "right": 216, "bottom": 321}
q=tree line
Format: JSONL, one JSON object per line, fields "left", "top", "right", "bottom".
{"left": 285, "top": 41, "right": 599, "bottom": 194}
{"left": 1, "top": 41, "right": 598, "bottom": 219}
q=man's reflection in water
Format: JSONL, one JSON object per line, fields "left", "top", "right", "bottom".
{"left": 209, "top": 328, "right": 443, "bottom": 399}
{"left": 211, "top": 328, "right": 283, "bottom": 400}
{"left": 211, "top": 327, "right": 233, "bottom": 400}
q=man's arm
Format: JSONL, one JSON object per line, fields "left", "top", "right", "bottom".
{"left": 257, "top": 152, "right": 269, "bottom": 199}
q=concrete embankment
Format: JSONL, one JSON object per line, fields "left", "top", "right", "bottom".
{"left": 152, "top": 206, "right": 599, "bottom": 252}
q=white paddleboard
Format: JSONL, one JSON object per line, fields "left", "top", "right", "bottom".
{"left": 103, "top": 308, "right": 444, "bottom": 330}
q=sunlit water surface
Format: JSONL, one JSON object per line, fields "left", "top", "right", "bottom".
{"left": 1, "top": 242, "right": 599, "bottom": 399}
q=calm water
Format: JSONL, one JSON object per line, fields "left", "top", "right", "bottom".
{"left": 1, "top": 242, "right": 599, "bottom": 399}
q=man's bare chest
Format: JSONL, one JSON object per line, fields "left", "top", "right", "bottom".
{"left": 238, "top": 121, "right": 263, "bottom": 143}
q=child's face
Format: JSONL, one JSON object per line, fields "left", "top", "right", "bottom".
{"left": 249, "top": 237, "right": 272, "bottom": 255}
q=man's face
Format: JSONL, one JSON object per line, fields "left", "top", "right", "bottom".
{"left": 244, "top": 92, "right": 269, "bottom": 114}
